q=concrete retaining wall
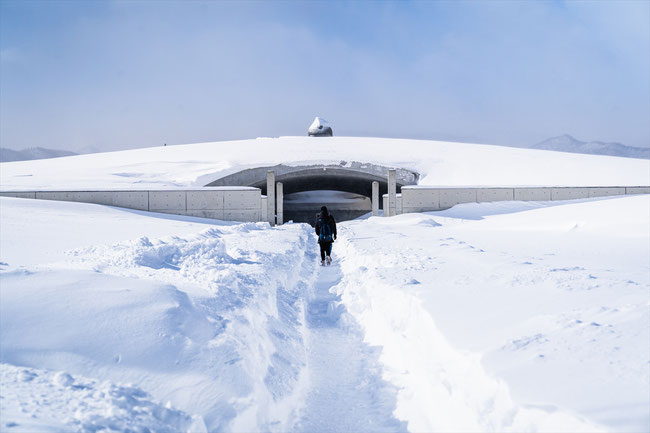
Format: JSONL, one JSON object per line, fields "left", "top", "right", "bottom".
{"left": 0, "top": 188, "right": 262, "bottom": 223}
{"left": 382, "top": 194, "right": 402, "bottom": 214}
{"left": 32, "top": 190, "right": 150, "bottom": 210}
{"left": 440, "top": 188, "right": 477, "bottom": 209}
{"left": 398, "top": 186, "right": 649, "bottom": 214}
{"left": 477, "top": 188, "right": 514, "bottom": 203}
{"left": 0, "top": 191, "right": 37, "bottom": 199}
{"left": 550, "top": 188, "right": 591, "bottom": 201}
{"left": 3, "top": 184, "right": 648, "bottom": 221}
{"left": 587, "top": 187, "right": 627, "bottom": 198}
{"left": 626, "top": 186, "right": 650, "bottom": 195}
{"left": 513, "top": 188, "right": 552, "bottom": 201}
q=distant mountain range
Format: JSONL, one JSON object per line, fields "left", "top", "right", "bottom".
{"left": 0, "top": 147, "right": 78, "bottom": 162}
{"left": 531, "top": 135, "right": 649, "bottom": 159}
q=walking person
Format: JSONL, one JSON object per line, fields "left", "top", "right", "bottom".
{"left": 315, "top": 206, "right": 337, "bottom": 266}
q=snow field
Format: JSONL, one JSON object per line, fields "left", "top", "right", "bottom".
{"left": 0, "top": 197, "right": 320, "bottom": 431}
{"left": 1, "top": 195, "right": 648, "bottom": 432}
{"left": 1, "top": 136, "right": 648, "bottom": 190}
{"left": 332, "top": 196, "right": 649, "bottom": 432}
{"left": 0, "top": 363, "right": 204, "bottom": 432}
{"left": 334, "top": 231, "right": 603, "bottom": 432}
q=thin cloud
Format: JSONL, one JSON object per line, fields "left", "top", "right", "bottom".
{"left": 0, "top": 1, "right": 648, "bottom": 152}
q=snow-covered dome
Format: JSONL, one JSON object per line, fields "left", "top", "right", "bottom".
{"left": 308, "top": 117, "right": 333, "bottom": 137}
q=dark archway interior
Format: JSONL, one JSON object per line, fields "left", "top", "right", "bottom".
{"left": 283, "top": 190, "right": 371, "bottom": 225}
{"left": 255, "top": 174, "right": 396, "bottom": 201}
{"left": 254, "top": 173, "right": 404, "bottom": 224}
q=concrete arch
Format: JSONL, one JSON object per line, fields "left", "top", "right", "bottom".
{"left": 205, "top": 162, "right": 420, "bottom": 201}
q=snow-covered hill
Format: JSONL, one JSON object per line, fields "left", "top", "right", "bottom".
{"left": 1, "top": 195, "right": 647, "bottom": 431}
{"left": 1, "top": 136, "right": 648, "bottom": 432}
{"left": 0, "top": 146, "right": 78, "bottom": 163}
{"left": 0, "top": 136, "right": 648, "bottom": 190}
{"left": 532, "top": 135, "right": 650, "bottom": 159}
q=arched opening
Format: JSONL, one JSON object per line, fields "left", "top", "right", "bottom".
{"left": 251, "top": 170, "right": 390, "bottom": 224}
{"left": 204, "top": 163, "right": 419, "bottom": 224}
{"left": 283, "top": 190, "right": 371, "bottom": 224}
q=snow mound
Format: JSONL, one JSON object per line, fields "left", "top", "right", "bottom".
{"left": 0, "top": 198, "right": 321, "bottom": 432}
{"left": 1, "top": 193, "right": 648, "bottom": 432}
{"left": 332, "top": 195, "right": 649, "bottom": 432}
{"left": 1, "top": 136, "right": 648, "bottom": 190}
{"left": 334, "top": 233, "right": 605, "bottom": 432}
{"left": 0, "top": 363, "right": 205, "bottom": 432}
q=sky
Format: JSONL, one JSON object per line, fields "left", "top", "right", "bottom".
{"left": 1, "top": 0, "right": 649, "bottom": 153}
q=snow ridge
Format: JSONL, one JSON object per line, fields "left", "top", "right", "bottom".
{"left": 0, "top": 363, "right": 205, "bottom": 432}
{"left": 2, "top": 136, "right": 648, "bottom": 190}
{"left": 72, "top": 224, "right": 317, "bottom": 432}
{"left": 1, "top": 221, "right": 319, "bottom": 432}
{"left": 334, "top": 225, "right": 605, "bottom": 432}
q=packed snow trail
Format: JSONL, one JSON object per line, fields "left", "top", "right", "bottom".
{"left": 294, "top": 259, "right": 407, "bottom": 432}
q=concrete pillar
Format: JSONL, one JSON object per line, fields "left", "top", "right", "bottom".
{"left": 261, "top": 196, "right": 268, "bottom": 222}
{"left": 387, "top": 169, "right": 397, "bottom": 217}
{"left": 372, "top": 181, "right": 379, "bottom": 216}
{"left": 267, "top": 170, "right": 276, "bottom": 225}
{"left": 276, "top": 182, "right": 283, "bottom": 225}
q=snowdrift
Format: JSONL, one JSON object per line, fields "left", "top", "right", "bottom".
{"left": 1, "top": 195, "right": 648, "bottom": 431}
{"left": 1, "top": 136, "right": 648, "bottom": 190}
{"left": 0, "top": 197, "right": 318, "bottom": 431}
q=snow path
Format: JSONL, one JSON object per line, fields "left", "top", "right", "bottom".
{"left": 294, "top": 259, "right": 407, "bottom": 433}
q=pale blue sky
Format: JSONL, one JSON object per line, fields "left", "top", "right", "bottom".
{"left": 1, "top": 0, "right": 649, "bottom": 152}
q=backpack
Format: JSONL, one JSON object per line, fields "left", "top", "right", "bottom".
{"left": 319, "top": 217, "right": 333, "bottom": 242}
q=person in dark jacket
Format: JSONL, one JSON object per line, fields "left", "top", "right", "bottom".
{"left": 315, "top": 206, "right": 337, "bottom": 266}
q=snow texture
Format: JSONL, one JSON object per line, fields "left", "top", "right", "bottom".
{"left": 1, "top": 188, "right": 648, "bottom": 431}
{"left": 2, "top": 135, "right": 649, "bottom": 433}
{"left": 0, "top": 363, "right": 205, "bottom": 432}
{"left": 334, "top": 196, "right": 649, "bottom": 432}
{"left": 1, "top": 136, "right": 648, "bottom": 190}
{"left": 1, "top": 197, "right": 317, "bottom": 432}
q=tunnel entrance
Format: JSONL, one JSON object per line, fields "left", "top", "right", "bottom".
{"left": 283, "top": 190, "right": 371, "bottom": 224}
{"left": 204, "top": 162, "right": 419, "bottom": 224}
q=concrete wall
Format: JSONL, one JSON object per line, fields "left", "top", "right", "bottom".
{"left": 514, "top": 188, "right": 552, "bottom": 201}
{"left": 3, "top": 184, "right": 648, "bottom": 221}
{"left": 261, "top": 196, "right": 268, "bottom": 222}
{"left": 400, "top": 188, "right": 440, "bottom": 213}
{"left": 0, "top": 188, "right": 262, "bottom": 223}
{"left": 588, "top": 187, "right": 626, "bottom": 198}
{"left": 224, "top": 189, "right": 263, "bottom": 222}
{"left": 150, "top": 191, "right": 186, "bottom": 214}
{"left": 32, "top": 190, "right": 149, "bottom": 210}
{"left": 382, "top": 194, "right": 402, "bottom": 214}
{"left": 440, "top": 188, "right": 477, "bottom": 209}
{"left": 396, "top": 186, "right": 650, "bottom": 215}
{"left": 0, "top": 191, "right": 36, "bottom": 199}
{"left": 626, "top": 186, "right": 650, "bottom": 195}
{"left": 477, "top": 188, "right": 514, "bottom": 203}
{"left": 550, "top": 188, "right": 591, "bottom": 201}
